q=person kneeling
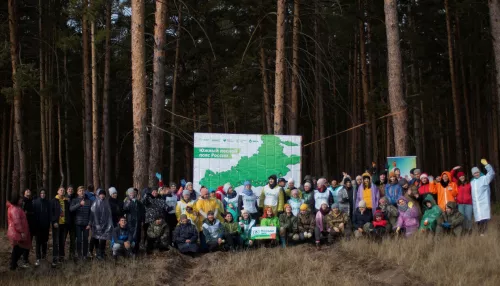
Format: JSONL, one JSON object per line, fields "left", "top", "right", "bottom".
{"left": 202, "top": 211, "right": 224, "bottom": 252}
{"left": 239, "top": 210, "right": 256, "bottom": 247}
{"left": 173, "top": 215, "right": 199, "bottom": 255}
{"left": 222, "top": 213, "right": 242, "bottom": 251}
{"left": 369, "top": 210, "right": 387, "bottom": 242}
{"left": 146, "top": 216, "right": 170, "bottom": 254}
{"left": 325, "top": 203, "right": 350, "bottom": 244}
{"left": 279, "top": 204, "right": 299, "bottom": 248}
{"left": 297, "top": 204, "right": 314, "bottom": 242}
{"left": 436, "top": 202, "right": 464, "bottom": 236}
{"left": 112, "top": 217, "right": 134, "bottom": 260}
{"left": 352, "top": 200, "right": 373, "bottom": 238}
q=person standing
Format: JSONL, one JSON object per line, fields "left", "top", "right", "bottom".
{"left": 32, "top": 189, "right": 51, "bottom": 266}
{"left": 123, "top": 188, "right": 145, "bottom": 256}
{"left": 355, "top": 173, "right": 380, "bottom": 211}
{"left": 470, "top": 159, "right": 496, "bottom": 236}
{"left": 70, "top": 186, "right": 91, "bottom": 260}
{"left": 65, "top": 185, "right": 77, "bottom": 259}
{"left": 7, "top": 193, "right": 32, "bottom": 270}
{"left": 164, "top": 183, "right": 179, "bottom": 241}
{"left": 51, "top": 187, "right": 70, "bottom": 267}
{"left": 260, "top": 175, "right": 285, "bottom": 215}
{"left": 89, "top": 189, "right": 114, "bottom": 260}
{"left": 239, "top": 181, "right": 259, "bottom": 221}
{"left": 21, "top": 189, "right": 35, "bottom": 265}
{"left": 108, "top": 187, "right": 123, "bottom": 227}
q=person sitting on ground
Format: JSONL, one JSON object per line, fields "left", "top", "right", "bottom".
{"left": 405, "top": 186, "right": 422, "bottom": 219}
{"left": 352, "top": 200, "right": 373, "bottom": 238}
{"left": 369, "top": 210, "right": 388, "bottom": 241}
{"left": 239, "top": 209, "right": 256, "bottom": 247}
{"left": 260, "top": 175, "right": 285, "bottom": 215}
{"left": 419, "top": 194, "right": 442, "bottom": 233}
{"left": 146, "top": 216, "right": 170, "bottom": 254}
{"left": 279, "top": 204, "right": 299, "bottom": 248}
{"left": 260, "top": 206, "right": 280, "bottom": 243}
{"left": 111, "top": 217, "right": 133, "bottom": 260}
{"left": 202, "top": 210, "right": 224, "bottom": 252}
{"left": 287, "top": 189, "right": 304, "bottom": 217}
{"left": 436, "top": 202, "right": 464, "bottom": 237}
{"left": 395, "top": 196, "right": 420, "bottom": 237}
{"left": 328, "top": 180, "right": 343, "bottom": 204}
{"left": 222, "top": 212, "right": 241, "bottom": 251}
{"left": 173, "top": 214, "right": 199, "bottom": 255}
{"left": 325, "top": 203, "right": 350, "bottom": 244}
{"left": 239, "top": 181, "right": 259, "bottom": 221}
{"left": 297, "top": 204, "right": 315, "bottom": 242}
{"left": 314, "top": 202, "right": 331, "bottom": 247}
{"left": 470, "top": 159, "right": 495, "bottom": 236}
{"left": 378, "top": 196, "right": 398, "bottom": 233}
{"left": 223, "top": 183, "right": 241, "bottom": 219}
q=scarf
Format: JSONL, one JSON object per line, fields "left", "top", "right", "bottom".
{"left": 440, "top": 180, "right": 449, "bottom": 188}
{"left": 242, "top": 189, "right": 254, "bottom": 196}
{"left": 227, "top": 191, "right": 237, "bottom": 199}
{"left": 269, "top": 182, "right": 277, "bottom": 189}
{"left": 398, "top": 204, "right": 408, "bottom": 212}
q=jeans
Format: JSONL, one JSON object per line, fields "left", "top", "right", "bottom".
{"left": 457, "top": 204, "right": 473, "bottom": 231}
{"left": 35, "top": 228, "right": 49, "bottom": 260}
{"left": 52, "top": 224, "right": 67, "bottom": 263}
{"left": 75, "top": 225, "right": 89, "bottom": 258}
{"left": 10, "top": 245, "right": 25, "bottom": 270}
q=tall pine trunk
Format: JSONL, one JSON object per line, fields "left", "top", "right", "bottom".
{"left": 260, "top": 43, "right": 272, "bottom": 134}
{"left": 131, "top": 0, "right": 148, "bottom": 190}
{"left": 8, "top": 0, "right": 26, "bottom": 194}
{"left": 169, "top": 8, "right": 182, "bottom": 183}
{"left": 359, "top": 0, "right": 372, "bottom": 164}
{"left": 489, "top": 0, "right": 500, "bottom": 169}
{"left": 444, "top": 0, "right": 463, "bottom": 164}
{"left": 58, "top": 104, "right": 64, "bottom": 187}
{"left": 39, "top": 0, "right": 48, "bottom": 190}
{"left": 290, "top": 0, "right": 300, "bottom": 135}
{"left": 274, "top": 0, "right": 286, "bottom": 135}
{"left": 64, "top": 50, "right": 71, "bottom": 186}
{"left": 149, "top": 0, "right": 168, "bottom": 187}
{"left": 83, "top": 0, "right": 92, "bottom": 186}
{"left": 91, "top": 12, "right": 100, "bottom": 189}
{"left": 384, "top": 0, "right": 408, "bottom": 156}
{"left": 103, "top": 0, "right": 111, "bottom": 190}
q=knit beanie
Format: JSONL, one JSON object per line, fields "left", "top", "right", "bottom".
{"left": 300, "top": 204, "right": 309, "bottom": 211}
{"left": 331, "top": 202, "right": 340, "bottom": 210}
{"left": 343, "top": 177, "right": 351, "bottom": 184}
{"left": 126, "top": 188, "right": 135, "bottom": 196}
{"left": 457, "top": 171, "right": 465, "bottom": 178}
{"left": 420, "top": 173, "right": 428, "bottom": 179}
{"left": 108, "top": 187, "right": 117, "bottom": 196}
{"left": 182, "top": 189, "right": 190, "bottom": 196}
{"left": 98, "top": 189, "right": 106, "bottom": 196}
{"left": 471, "top": 167, "right": 480, "bottom": 175}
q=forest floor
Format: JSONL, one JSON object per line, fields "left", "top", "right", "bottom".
{"left": 0, "top": 219, "right": 498, "bottom": 286}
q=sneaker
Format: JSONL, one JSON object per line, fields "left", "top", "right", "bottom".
{"left": 35, "top": 260, "right": 40, "bottom": 267}
{"left": 19, "top": 263, "right": 30, "bottom": 269}
{"left": 480, "top": 233, "right": 485, "bottom": 237}
{"left": 51, "top": 262, "right": 57, "bottom": 268}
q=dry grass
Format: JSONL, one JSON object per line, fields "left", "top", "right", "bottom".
{"left": 1, "top": 220, "right": 499, "bottom": 286}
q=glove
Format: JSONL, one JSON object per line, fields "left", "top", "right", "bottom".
{"left": 481, "top": 159, "right": 488, "bottom": 166}
{"left": 441, "top": 222, "right": 451, "bottom": 229}
{"left": 428, "top": 176, "right": 434, "bottom": 183}
{"left": 180, "top": 179, "right": 186, "bottom": 187}
{"left": 155, "top": 172, "right": 162, "bottom": 180}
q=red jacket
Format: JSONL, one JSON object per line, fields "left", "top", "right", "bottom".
{"left": 456, "top": 183, "right": 472, "bottom": 205}
{"left": 418, "top": 183, "right": 431, "bottom": 196}
{"left": 7, "top": 202, "right": 32, "bottom": 249}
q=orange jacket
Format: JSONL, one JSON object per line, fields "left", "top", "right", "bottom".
{"left": 429, "top": 171, "right": 458, "bottom": 211}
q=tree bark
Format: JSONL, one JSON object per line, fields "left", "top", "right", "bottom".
{"left": 169, "top": 8, "right": 182, "bottom": 183}
{"left": 8, "top": 0, "right": 26, "bottom": 194}
{"left": 290, "top": 0, "right": 300, "bottom": 135}
{"left": 83, "top": 0, "right": 92, "bottom": 186}
{"left": 91, "top": 13, "right": 100, "bottom": 189}
{"left": 359, "top": 0, "right": 372, "bottom": 164}
{"left": 64, "top": 51, "right": 71, "bottom": 186}
{"left": 131, "top": 0, "right": 148, "bottom": 190}
{"left": 103, "top": 0, "right": 112, "bottom": 190}
{"left": 6, "top": 107, "right": 13, "bottom": 197}
{"left": 1, "top": 108, "right": 8, "bottom": 216}
{"left": 149, "top": 0, "right": 168, "bottom": 187}
{"left": 39, "top": 0, "right": 48, "bottom": 190}
{"left": 488, "top": 0, "right": 500, "bottom": 169}
{"left": 260, "top": 43, "right": 272, "bottom": 134}
{"left": 274, "top": 0, "right": 286, "bottom": 135}
{"left": 444, "top": 0, "right": 463, "bottom": 164}
{"left": 384, "top": 0, "right": 408, "bottom": 156}
{"left": 58, "top": 104, "right": 64, "bottom": 187}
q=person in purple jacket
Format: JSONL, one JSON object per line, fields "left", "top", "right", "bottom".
{"left": 355, "top": 173, "right": 380, "bottom": 212}
{"left": 395, "top": 196, "right": 420, "bottom": 237}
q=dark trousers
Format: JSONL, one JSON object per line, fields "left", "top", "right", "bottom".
{"left": 89, "top": 237, "right": 97, "bottom": 255}
{"left": 10, "top": 245, "right": 25, "bottom": 270}
{"left": 166, "top": 214, "right": 177, "bottom": 241}
{"left": 96, "top": 239, "right": 107, "bottom": 258}
{"left": 133, "top": 228, "right": 142, "bottom": 254}
{"left": 223, "top": 233, "right": 241, "bottom": 250}
{"left": 207, "top": 240, "right": 219, "bottom": 252}
{"left": 143, "top": 223, "right": 150, "bottom": 246}
{"left": 65, "top": 224, "right": 76, "bottom": 257}
{"left": 75, "top": 225, "right": 89, "bottom": 258}
{"left": 22, "top": 233, "right": 34, "bottom": 262}
{"left": 477, "top": 219, "right": 489, "bottom": 234}
{"left": 35, "top": 228, "right": 49, "bottom": 260}
{"left": 52, "top": 224, "right": 67, "bottom": 262}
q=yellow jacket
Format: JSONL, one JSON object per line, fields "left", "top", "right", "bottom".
{"left": 195, "top": 198, "right": 223, "bottom": 221}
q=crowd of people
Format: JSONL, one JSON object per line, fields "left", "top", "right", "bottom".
{"left": 6, "top": 159, "right": 496, "bottom": 271}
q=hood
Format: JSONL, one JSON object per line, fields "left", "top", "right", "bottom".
{"left": 303, "top": 175, "right": 312, "bottom": 183}
{"left": 441, "top": 171, "right": 452, "bottom": 183}
{"left": 398, "top": 178, "right": 408, "bottom": 187}
{"left": 422, "top": 194, "right": 437, "bottom": 210}
{"left": 374, "top": 209, "right": 385, "bottom": 220}
{"left": 398, "top": 196, "right": 408, "bottom": 204}
{"left": 223, "top": 183, "right": 232, "bottom": 193}
{"left": 217, "top": 186, "right": 224, "bottom": 193}
{"left": 446, "top": 201, "right": 458, "bottom": 212}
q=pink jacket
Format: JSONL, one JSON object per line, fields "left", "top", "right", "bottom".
{"left": 7, "top": 202, "right": 32, "bottom": 249}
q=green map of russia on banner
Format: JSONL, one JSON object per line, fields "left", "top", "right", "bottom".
{"left": 193, "top": 133, "right": 302, "bottom": 196}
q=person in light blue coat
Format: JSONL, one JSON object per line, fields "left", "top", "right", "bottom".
{"left": 470, "top": 159, "right": 495, "bottom": 235}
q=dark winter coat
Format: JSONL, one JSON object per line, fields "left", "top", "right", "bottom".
{"left": 352, "top": 208, "right": 373, "bottom": 229}
{"left": 22, "top": 197, "right": 36, "bottom": 233}
{"left": 173, "top": 222, "right": 198, "bottom": 245}
{"left": 65, "top": 193, "right": 77, "bottom": 226}
{"left": 123, "top": 198, "right": 145, "bottom": 242}
{"left": 33, "top": 197, "right": 51, "bottom": 231}
{"left": 142, "top": 194, "right": 169, "bottom": 224}
{"left": 437, "top": 202, "right": 464, "bottom": 229}
{"left": 70, "top": 197, "right": 92, "bottom": 226}
{"left": 112, "top": 225, "right": 132, "bottom": 246}
{"left": 109, "top": 197, "right": 124, "bottom": 226}
{"left": 279, "top": 213, "right": 298, "bottom": 233}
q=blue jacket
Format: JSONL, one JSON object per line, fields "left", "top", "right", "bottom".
{"left": 385, "top": 183, "right": 403, "bottom": 205}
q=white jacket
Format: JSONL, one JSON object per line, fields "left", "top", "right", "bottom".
{"left": 471, "top": 164, "right": 495, "bottom": 222}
